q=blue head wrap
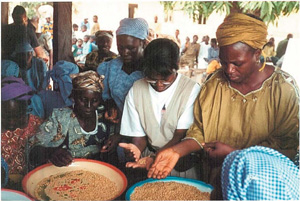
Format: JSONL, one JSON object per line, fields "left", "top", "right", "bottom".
{"left": 1, "top": 60, "right": 20, "bottom": 77}
{"left": 222, "top": 146, "right": 300, "bottom": 200}
{"left": 49, "top": 60, "right": 79, "bottom": 106}
{"left": 11, "top": 42, "right": 34, "bottom": 57}
{"left": 116, "top": 18, "right": 149, "bottom": 40}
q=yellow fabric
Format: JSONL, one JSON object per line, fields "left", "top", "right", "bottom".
{"left": 71, "top": 70, "right": 105, "bottom": 93}
{"left": 185, "top": 67, "right": 299, "bottom": 198}
{"left": 206, "top": 60, "right": 221, "bottom": 74}
{"left": 216, "top": 13, "right": 267, "bottom": 49}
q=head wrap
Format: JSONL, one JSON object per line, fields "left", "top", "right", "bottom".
{"left": 11, "top": 42, "right": 34, "bottom": 57}
{"left": 1, "top": 76, "right": 33, "bottom": 101}
{"left": 116, "top": 18, "right": 149, "bottom": 40}
{"left": 1, "top": 60, "right": 20, "bottom": 77}
{"left": 70, "top": 70, "right": 105, "bottom": 93}
{"left": 95, "top": 30, "right": 113, "bottom": 39}
{"left": 49, "top": 60, "right": 79, "bottom": 106}
{"left": 216, "top": 13, "right": 267, "bottom": 49}
{"left": 222, "top": 146, "right": 300, "bottom": 200}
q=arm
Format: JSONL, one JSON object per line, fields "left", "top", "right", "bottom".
{"left": 158, "top": 129, "right": 187, "bottom": 152}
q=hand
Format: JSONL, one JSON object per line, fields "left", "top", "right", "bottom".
{"left": 125, "top": 156, "right": 154, "bottom": 170}
{"left": 101, "top": 134, "right": 122, "bottom": 153}
{"left": 104, "top": 107, "right": 120, "bottom": 124}
{"left": 203, "top": 141, "right": 236, "bottom": 161}
{"left": 49, "top": 148, "right": 73, "bottom": 167}
{"left": 147, "top": 148, "right": 180, "bottom": 179}
{"left": 119, "top": 143, "right": 141, "bottom": 161}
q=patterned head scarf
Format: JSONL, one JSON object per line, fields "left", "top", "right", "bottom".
{"left": 70, "top": 70, "right": 105, "bottom": 93}
{"left": 116, "top": 18, "right": 149, "bottom": 40}
{"left": 222, "top": 146, "right": 300, "bottom": 200}
{"left": 1, "top": 76, "right": 33, "bottom": 101}
{"left": 216, "top": 13, "right": 268, "bottom": 49}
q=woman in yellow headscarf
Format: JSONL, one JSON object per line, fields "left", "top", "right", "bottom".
{"left": 147, "top": 13, "right": 299, "bottom": 199}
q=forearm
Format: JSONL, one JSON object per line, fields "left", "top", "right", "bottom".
{"left": 172, "top": 139, "right": 202, "bottom": 158}
{"left": 159, "top": 129, "right": 187, "bottom": 152}
{"left": 132, "top": 136, "right": 148, "bottom": 153}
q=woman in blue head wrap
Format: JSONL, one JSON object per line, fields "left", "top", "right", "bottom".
{"left": 97, "top": 18, "right": 149, "bottom": 153}
{"left": 1, "top": 77, "right": 43, "bottom": 190}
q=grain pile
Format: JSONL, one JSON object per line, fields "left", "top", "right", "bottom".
{"left": 130, "top": 181, "right": 211, "bottom": 200}
{"left": 34, "top": 170, "right": 118, "bottom": 200}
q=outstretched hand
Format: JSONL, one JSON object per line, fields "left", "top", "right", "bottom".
{"left": 119, "top": 143, "right": 141, "bottom": 161}
{"left": 125, "top": 156, "right": 154, "bottom": 170}
{"left": 101, "top": 134, "right": 122, "bottom": 153}
{"left": 49, "top": 148, "right": 73, "bottom": 167}
{"left": 147, "top": 148, "right": 180, "bottom": 179}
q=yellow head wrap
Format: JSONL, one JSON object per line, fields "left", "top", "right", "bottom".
{"left": 70, "top": 70, "right": 105, "bottom": 93}
{"left": 216, "top": 13, "right": 268, "bottom": 50}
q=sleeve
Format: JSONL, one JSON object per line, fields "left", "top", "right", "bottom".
{"left": 28, "top": 94, "right": 45, "bottom": 119}
{"left": 29, "top": 109, "right": 68, "bottom": 149}
{"left": 183, "top": 87, "right": 205, "bottom": 148}
{"left": 177, "top": 83, "right": 201, "bottom": 129}
{"left": 97, "top": 62, "right": 111, "bottom": 100}
{"left": 28, "top": 28, "right": 39, "bottom": 49}
{"left": 258, "top": 80, "right": 299, "bottom": 156}
{"left": 120, "top": 87, "right": 146, "bottom": 137}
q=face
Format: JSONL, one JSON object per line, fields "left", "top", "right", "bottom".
{"left": 193, "top": 36, "right": 198, "bottom": 43}
{"left": 14, "top": 52, "right": 33, "bottom": 69}
{"left": 81, "top": 26, "right": 87, "bottom": 32}
{"left": 83, "top": 36, "right": 89, "bottom": 42}
{"left": 84, "top": 19, "right": 88, "bottom": 23}
{"left": 1, "top": 100, "right": 28, "bottom": 131}
{"left": 146, "top": 71, "right": 177, "bottom": 92}
{"left": 93, "top": 16, "right": 97, "bottom": 22}
{"left": 219, "top": 42, "right": 260, "bottom": 84}
{"left": 97, "top": 36, "right": 112, "bottom": 53}
{"left": 175, "top": 30, "right": 179, "bottom": 36}
{"left": 77, "top": 39, "right": 83, "bottom": 46}
{"left": 117, "top": 35, "right": 144, "bottom": 65}
{"left": 73, "top": 89, "right": 102, "bottom": 118}
{"left": 73, "top": 26, "right": 78, "bottom": 31}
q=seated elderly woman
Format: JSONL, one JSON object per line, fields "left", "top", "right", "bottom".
{"left": 118, "top": 39, "right": 200, "bottom": 176}
{"left": 28, "top": 71, "right": 110, "bottom": 167}
{"left": 84, "top": 30, "right": 118, "bottom": 71}
{"left": 147, "top": 13, "right": 299, "bottom": 199}
{"left": 1, "top": 77, "right": 43, "bottom": 190}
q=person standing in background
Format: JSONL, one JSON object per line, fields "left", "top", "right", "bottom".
{"left": 41, "top": 14, "right": 53, "bottom": 39}
{"left": 91, "top": 15, "right": 100, "bottom": 35}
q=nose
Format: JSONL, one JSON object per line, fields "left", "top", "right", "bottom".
{"left": 226, "top": 64, "right": 236, "bottom": 74}
{"left": 121, "top": 48, "right": 130, "bottom": 56}
{"left": 155, "top": 80, "right": 164, "bottom": 88}
{"left": 85, "top": 100, "right": 91, "bottom": 108}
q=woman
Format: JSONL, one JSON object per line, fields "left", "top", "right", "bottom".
{"left": 119, "top": 39, "right": 201, "bottom": 176}
{"left": 85, "top": 31, "right": 117, "bottom": 71}
{"left": 97, "top": 18, "right": 149, "bottom": 152}
{"left": 205, "top": 38, "right": 221, "bottom": 74}
{"left": 28, "top": 71, "right": 110, "bottom": 167}
{"left": 1, "top": 77, "right": 43, "bottom": 190}
{"left": 148, "top": 13, "right": 299, "bottom": 199}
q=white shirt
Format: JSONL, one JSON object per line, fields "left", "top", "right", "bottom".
{"left": 120, "top": 74, "right": 201, "bottom": 137}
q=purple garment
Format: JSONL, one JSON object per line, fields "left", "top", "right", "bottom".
{"left": 1, "top": 76, "right": 33, "bottom": 101}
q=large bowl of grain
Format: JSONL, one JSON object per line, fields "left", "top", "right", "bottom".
{"left": 22, "top": 159, "right": 127, "bottom": 200}
{"left": 126, "top": 176, "right": 213, "bottom": 200}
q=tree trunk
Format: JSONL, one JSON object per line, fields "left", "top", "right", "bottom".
{"left": 53, "top": 2, "right": 74, "bottom": 64}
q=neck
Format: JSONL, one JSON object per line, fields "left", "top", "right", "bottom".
{"left": 122, "top": 61, "right": 140, "bottom": 74}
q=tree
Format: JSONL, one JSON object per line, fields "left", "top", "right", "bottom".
{"left": 160, "top": 1, "right": 299, "bottom": 25}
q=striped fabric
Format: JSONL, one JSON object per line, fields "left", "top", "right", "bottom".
{"left": 222, "top": 146, "right": 300, "bottom": 200}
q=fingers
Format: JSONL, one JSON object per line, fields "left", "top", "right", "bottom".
{"left": 50, "top": 150, "right": 72, "bottom": 167}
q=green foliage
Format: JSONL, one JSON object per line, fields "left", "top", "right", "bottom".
{"left": 20, "top": 2, "right": 52, "bottom": 19}
{"left": 160, "top": 1, "right": 299, "bottom": 25}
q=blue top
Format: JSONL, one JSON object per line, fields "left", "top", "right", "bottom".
{"left": 207, "top": 47, "right": 219, "bottom": 63}
{"left": 97, "top": 57, "right": 143, "bottom": 111}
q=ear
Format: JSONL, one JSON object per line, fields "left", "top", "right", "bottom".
{"left": 254, "top": 49, "right": 262, "bottom": 61}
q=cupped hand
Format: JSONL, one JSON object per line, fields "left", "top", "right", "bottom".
{"left": 101, "top": 134, "right": 122, "bottom": 153}
{"left": 203, "top": 141, "right": 236, "bottom": 161}
{"left": 119, "top": 143, "right": 141, "bottom": 161}
{"left": 125, "top": 157, "right": 154, "bottom": 170}
{"left": 104, "top": 107, "right": 120, "bottom": 124}
{"left": 49, "top": 148, "right": 73, "bottom": 167}
{"left": 147, "top": 148, "right": 180, "bottom": 179}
